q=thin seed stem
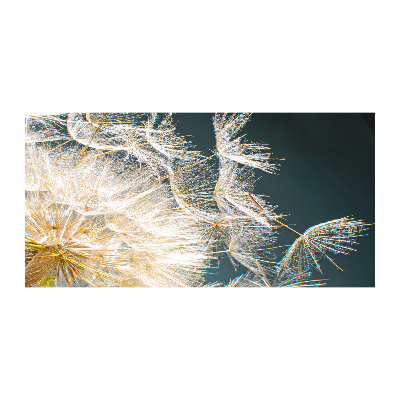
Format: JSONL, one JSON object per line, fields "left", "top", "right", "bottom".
{"left": 255, "top": 260, "right": 271, "bottom": 287}
{"left": 79, "top": 113, "right": 110, "bottom": 156}
{"left": 247, "top": 193, "right": 302, "bottom": 236}
{"left": 50, "top": 138, "right": 76, "bottom": 152}
{"left": 150, "top": 152, "right": 218, "bottom": 184}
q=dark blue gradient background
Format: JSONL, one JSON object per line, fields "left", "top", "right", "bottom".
{"left": 174, "top": 113, "right": 375, "bottom": 287}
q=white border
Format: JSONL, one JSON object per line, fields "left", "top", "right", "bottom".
{"left": 3, "top": 1, "right": 396, "bottom": 399}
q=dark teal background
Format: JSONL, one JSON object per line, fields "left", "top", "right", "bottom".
{"left": 174, "top": 113, "right": 375, "bottom": 287}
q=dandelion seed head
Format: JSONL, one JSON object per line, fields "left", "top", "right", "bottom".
{"left": 25, "top": 112, "right": 371, "bottom": 287}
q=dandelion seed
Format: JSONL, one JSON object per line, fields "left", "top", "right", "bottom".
{"left": 214, "top": 113, "right": 279, "bottom": 174}
{"left": 275, "top": 217, "right": 368, "bottom": 284}
{"left": 25, "top": 114, "right": 69, "bottom": 143}
{"left": 66, "top": 113, "right": 200, "bottom": 169}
